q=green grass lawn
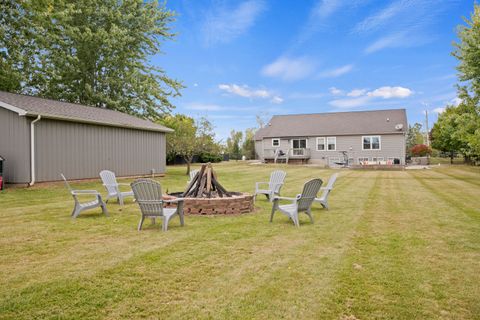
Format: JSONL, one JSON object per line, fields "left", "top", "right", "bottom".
{"left": 1, "top": 163, "right": 479, "bottom": 319}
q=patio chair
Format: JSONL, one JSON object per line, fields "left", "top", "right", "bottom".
{"left": 188, "top": 169, "right": 199, "bottom": 185}
{"left": 60, "top": 174, "right": 108, "bottom": 219}
{"left": 131, "top": 179, "right": 185, "bottom": 231}
{"left": 314, "top": 173, "right": 338, "bottom": 210}
{"left": 270, "top": 178, "right": 323, "bottom": 227}
{"left": 254, "top": 170, "right": 287, "bottom": 202}
{"left": 99, "top": 170, "right": 134, "bottom": 205}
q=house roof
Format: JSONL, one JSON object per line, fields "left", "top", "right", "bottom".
{"left": 255, "top": 109, "right": 407, "bottom": 140}
{"left": 0, "top": 90, "right": 173, "bottom": 133}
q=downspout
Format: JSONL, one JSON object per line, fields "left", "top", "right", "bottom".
{"left": 29, "top": 115, "right": 41, "bottom": 186}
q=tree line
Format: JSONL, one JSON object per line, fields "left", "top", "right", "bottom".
{"left": 429, "top": 4, "right": 480, "bottom": 164}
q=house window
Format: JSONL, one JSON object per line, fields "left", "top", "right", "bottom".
{"left": 292, "top": 139, "right": 307, "bottom": 149}
{"left": 358, "top": 157, "right": 369, "bottom": 164}
{"left": 316, "top": 137, "right": 325, "bottom": 151}
{"left": 363, "top": 136, "right": 381, "bottom": 150}
{"left": 372, "top": 157, "right": 384, "bottom": 163}
{"left": 272, "top": 138, "right": 280, "bottom": 147}
{"left": 327, "top": 137, "right": 336, "bottom": 151}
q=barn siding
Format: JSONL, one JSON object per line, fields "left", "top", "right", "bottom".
{"left": 34, "top": 118, "right": 166, "bottom": 182}
{"left": 0, "top": 108, "right": 30, "bottom": 183}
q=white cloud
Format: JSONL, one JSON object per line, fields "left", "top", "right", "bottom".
{"left": 270, "top": 96, "right": 284, "bottom": 104}
{"left": 354, "top": 0, "right": 414, "bottom": 34}
{"left": 329, "top": 87, "right": 343, "bottom": 96}
{"left": 318, "top": 64, "right": 353, "bottom": 78}
{"left": 312, "top": 0, "right": 343, "bottom": 19}
{"left": 451, "top": 97, "right": 462, "bottom": 106}
{"left": 202, "top": 0, "right": 266, "bottom": 45}
{"left": 367, "top": 86, "right": 413, "bottom": 99}
{"left": 433, "top": 107, "right": 445, "bottom": 114}
{"left": 347, "top": 89, "right": 367, "bottom": 97}
{"left": 329, "top": 96, "right": 371, "bottom": 108}
{"left": 329, "top": 86, "right": 413, "bottom": 108}
{"left": 359, "top": 0, "right": 449, "bottom": 54}
{"left": 261, "top": 56, "right": 316, "bottom": 81}
{"left": 364, "top": 32, "right": 406, "bottom": 54}
{"left": 218, "top": 83, "right": 283, "bottom": 103}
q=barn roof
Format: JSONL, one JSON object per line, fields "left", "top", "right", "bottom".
{"left": 0, "top": 90, "right": 173, "bottom": 133}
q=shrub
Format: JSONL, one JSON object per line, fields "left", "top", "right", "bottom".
{"left": 410, "top": 144, "right": 432, "bottom": 157}
{"left": 198, "top": 152, "right": 223, "bottom": 163}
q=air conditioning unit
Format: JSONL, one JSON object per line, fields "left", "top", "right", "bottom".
{"left": 395, "top": 123, "right": 404, "bottom": 130}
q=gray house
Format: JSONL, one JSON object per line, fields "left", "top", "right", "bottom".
{"left": 0, "top": 91, "right": 173, "bottom": 184}
{"left": 254, "top": 109, "right": 407, "bottom": 166}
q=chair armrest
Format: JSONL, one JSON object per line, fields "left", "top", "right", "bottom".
{"left": 255, "top": 182, "right": 269, "bottom": 189}
{"left": 272, "top": 195, "right": 299, "bottom": 203}
{"left": 71, "top": 190, "right": 100, "bottom": 195}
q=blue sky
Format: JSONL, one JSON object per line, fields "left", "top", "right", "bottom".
{"left": 153, "top": 0, "right": 473, "bottom": 141}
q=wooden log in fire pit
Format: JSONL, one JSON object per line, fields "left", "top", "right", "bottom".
{"left": 182, "top": 163, "right": 231, "bottom": 198}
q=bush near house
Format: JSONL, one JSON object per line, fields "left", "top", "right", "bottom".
{"left": 410, "top": 144, "right": 432, "bottom": 157}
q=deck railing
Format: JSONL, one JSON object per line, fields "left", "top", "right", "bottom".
{"left": 263, "top": 148, "right": 311, "bottom": 159}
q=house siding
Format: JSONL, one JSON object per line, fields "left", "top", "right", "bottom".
{"left": 33, "top": 118, "right": 166, "bottom": 182}
{"left": 256, "top": 134, "right": 406, "bottom": 165}
{"left": 0, "top": 108, "right": 31, "bottom": 183}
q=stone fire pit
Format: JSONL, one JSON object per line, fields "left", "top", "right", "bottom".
{"left": 164, "top": 163, "right": 254, "bottom": 215}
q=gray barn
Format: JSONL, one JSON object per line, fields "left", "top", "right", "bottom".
{"left": 0, "top": 91, "right": 172, "bottom": 184}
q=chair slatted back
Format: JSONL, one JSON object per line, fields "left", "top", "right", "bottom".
{"left": 190, "top": 169, "right": 199, "bottom": 182}
{"left": 269, "top": 170, "right": 287, "bottom": 190}
{"left": 319, "top": 173, "right": 338, "bottom": 200}
{"left": 60, "top": 173, "right": 73, "bottom": 193}
{"left": 131, "top": 179, "right": 164, "bottom": 217}
{"left": 100, "top": 170, "right": 118, "bottom": 196}
{"left": 297, "top": 178, "right": 323, "bottom": 211}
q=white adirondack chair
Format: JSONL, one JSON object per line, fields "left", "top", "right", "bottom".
{"left": 131, "top": 179, "right": 185, "bottom": 231}
{"left": 61, "top": 174, "right": 108, "bottom": 219}
{"left": 270, "top": 178, "right": 323, "bottom": 227}
{"left": 188, "top": 169, "right": 199, "bottom": 185}
{"left": 314, "top": 173, "right": 338, "bottom": 210}
{"left": 254, "top": 170, "right": 287, "bottom": 202}
{"left": 99, "top": 170, "right": 134, "bottom": 205}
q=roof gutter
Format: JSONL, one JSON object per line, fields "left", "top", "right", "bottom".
{"left": 29, "top": 115, "right": 41, "bottom": 186}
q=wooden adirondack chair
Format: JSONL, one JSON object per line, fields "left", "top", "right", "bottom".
{"left": 254, "top": 170, "right": 287, "bottom": 202}
{"left": 99, "top": 170, "right": 134, "bottom": 205}
{"left": 131, "top": 179, "right": 185, "bottom": 231}
{"left": 61, "top": 174, "right": 108, "bottom": 219}
{"left": 314, "top": 173, "right": 338, "bottom": 210}
{"left": 270, "top": 178, "right": 323, "bottom": 227}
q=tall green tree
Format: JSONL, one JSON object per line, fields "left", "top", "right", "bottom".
{"left": 0, "top": 0, "right": 182, "bottom": 119}
{"left": 226, "top": 130, "right": 243, "bottom": 160}
{"left": 160, "top": 115, "right": 220, "bottom": 175}
{"left": 406, "top": 123, "right": 425, "bottom": 155}
{"left": 453, "top": 3, "right": 480, "bottom": 99}
{"left": 242, "top": 128, "right": 256, "bottom": 160}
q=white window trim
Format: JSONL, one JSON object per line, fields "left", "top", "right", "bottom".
{"left": 316, "top": 137, "right": 325, "bottom": 151}
{"left": 326, "top": 136, "right": 336, "bottom": 151}
{"left": 362, "top": 135, "right": 381, "bottom": 151}
{"left": 272, "top": 138, "right": 280, "bottom": 147}
{"left": 291, "top": 138, "right": 309, "bottom": 149}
